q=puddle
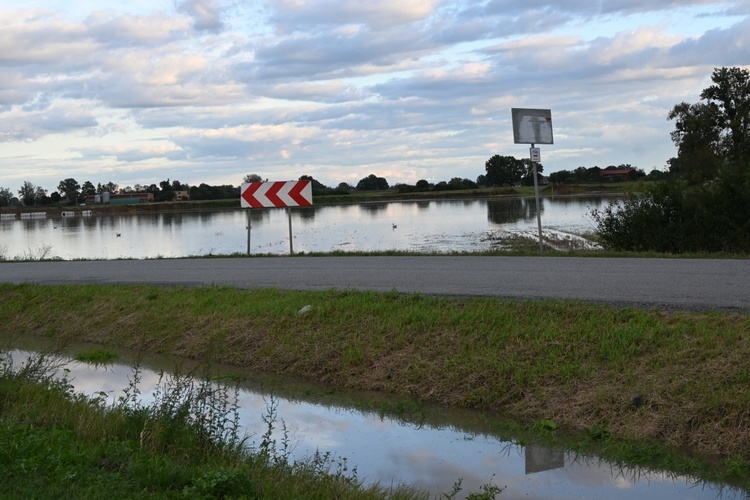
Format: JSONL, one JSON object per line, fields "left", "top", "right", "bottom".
{"left": 3, "top": 346, "right": 746, "bottom": 499}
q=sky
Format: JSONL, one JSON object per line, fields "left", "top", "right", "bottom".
{"left": 1, "top": 0, "right": 748, "bottom": 193}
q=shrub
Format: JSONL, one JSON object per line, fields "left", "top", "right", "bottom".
{"left": 591, "top": 165, "right": 750, "bottom": 253}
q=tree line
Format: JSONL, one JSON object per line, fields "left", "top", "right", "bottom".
{"left": 2, "top": 151, "right": 666, "bottom": 209}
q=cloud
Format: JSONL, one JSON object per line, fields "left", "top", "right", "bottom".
{"left": 0, "top": 99, "right": 99, "bottom": 142}
{"left": 177, "top": 0, "right": 225, "bottom": 32}
{"left": 0, "top": 0, "right": 747, "bottom": 190}
{"left": 269, "top": 0, "right": 439, "bottom": 31}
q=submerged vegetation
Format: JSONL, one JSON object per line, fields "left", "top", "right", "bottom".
{"left": 1, "top": 283, "right": 749, "bottom": 492}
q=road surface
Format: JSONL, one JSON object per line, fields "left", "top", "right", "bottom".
{"left": 1, "top": 256, "right": 748, "bottom": 312}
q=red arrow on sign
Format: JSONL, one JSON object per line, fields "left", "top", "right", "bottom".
{"left": 240, "top": 180, "right": 313, "bottom": 208}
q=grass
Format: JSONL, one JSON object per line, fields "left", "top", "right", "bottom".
{"left": 74, "top": 348, "right": 119, "bottom": 365}
{"left": 0, "top": 352, "right": 428, "bottom": 499}
{"left": 1, "top": 283, "right": 749, "bottom": 491}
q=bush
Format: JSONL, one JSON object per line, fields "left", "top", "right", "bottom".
{"left": 591, "top": 165, "right": 750, "bottom": 253}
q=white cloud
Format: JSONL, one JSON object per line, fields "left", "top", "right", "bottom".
{"left": 177, "top": 0, "right": 225, "bottom": 32}
{"left": 0, "top": 0, "right": 746, "bottom": 190}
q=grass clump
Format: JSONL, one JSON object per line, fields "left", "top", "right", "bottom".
{"left": 74, "top": 348, "right": 119, "bottom": 365}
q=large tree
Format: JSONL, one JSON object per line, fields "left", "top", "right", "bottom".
{"left": 668, "top": 66, "right": 750, "bottom": 183}
{"left": 484, "top": 155, "right": 525, "bottom": 186}
{"left": 356, "top": 174, "right": 389, "bottom": 191}
{"left": 18, "top": 181, "right": 36, "bottom": 206}
{"left": 57, "top": 178, "right": 81, "bottom": 205}
{"left": 0, "top": 187, "right": 12, "bottom": 207}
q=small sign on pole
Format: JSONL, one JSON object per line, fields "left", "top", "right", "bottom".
{"left": 240, "top": 180, "right": 313, "bottom": 255}
{"left": 530, "top": 147, "right": 541, "bottom": 163}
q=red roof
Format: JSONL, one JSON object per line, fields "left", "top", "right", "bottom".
{"left": 601, "top": 169, "right": 635, "bottom": 176}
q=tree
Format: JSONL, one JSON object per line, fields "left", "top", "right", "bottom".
{"left": 520, "top": 159, "right": 544, "bottom": 186}
{"left": 484, "top": 155, "right": 525, "bottom": 186}
{"left": 100, "top": 181, "right": 118, "bottom": 194}
{"left": 18, "top": 181, "right": 36, "bottom": 206}
{"left": 356, "top": 174, "right": 389, "bottom": 191}
{"left": 333, "top": 182, "right": 352, "bottom": 194}
{"left": 668, "top": 66, "right": 750, "bottom": 183}
{"left": 416, "top": 179, "right": 430, "bottom": 190}
{"left": 700, "top": 67, "right": 750, "bottom": 162}
{"left": 548, "top": 170, "right": 572, "bottom": 184}
{"left": 243, "top": 174, "right": 263, "bottom": 183}
{"left": 81, "top": 181, "right": 96, "bottom": 196}
{"left": 57, "top": 178, "right": 81, "bottom": 205}
{"left": 0, "top": 187, "right": 12, "bottom": 207}
{"left": 667, "top": 102, "right": 723, "bottom": 183}
{"left": 34, "top": 186, "right": 48, "bottom": 205}
{"left": 447, "top": 177, "right": 477, "bottom": 190}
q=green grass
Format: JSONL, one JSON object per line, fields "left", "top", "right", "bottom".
{"left": 1, "top": 283, "right": 749, "bottom": 491}
{"left": 74, "top": 348, "right": 119, "bottom": 365}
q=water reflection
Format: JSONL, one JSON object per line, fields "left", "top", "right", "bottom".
{"left": 1, "top": 197, "right": 616, "bottom": 259}
{"left": 526, "top": 444, "right": 565, "bottom": 474}
{"left": 359, "top": 202, "right": 389, "bottom": 215}
{"left": 486, "top": 198, "right": 542, "bottom": 225}
{"left": 4, "top": 347, "right": 745, "bottom": 499}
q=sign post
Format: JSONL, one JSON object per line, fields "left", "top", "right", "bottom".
{"left": 511, "top": 108, "right": 553, "bottom": 252}
{"left": 240, "top": 180, "right": 313, "bottom": 255}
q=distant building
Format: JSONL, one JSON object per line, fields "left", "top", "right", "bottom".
{"left": 85, "top": 192, "right": 155, "bottom": 204}
{"left": 600, "top": 168, "right": 637, "bottom": 182}
{"left": 174, "top": 190, "right": 190, "bottom": 201}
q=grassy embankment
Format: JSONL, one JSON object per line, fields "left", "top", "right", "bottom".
{"left": 1, "top": 283, "right": 749, "bottom": 494}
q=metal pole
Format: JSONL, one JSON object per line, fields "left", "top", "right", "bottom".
{"left": 287, "top": 207, "right": 294, "bottom": 255}
{"left": 247, "top": 210, "right": 253, "bottom": 255}
{"left": 531, "top": 143, "right": 543, "bottom": 252}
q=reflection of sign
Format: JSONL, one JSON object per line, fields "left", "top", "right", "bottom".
{"left": 512, "top": 108, "right": 554, "bottom": 145}
{"left": 240, "top": 180, "right": 313, "bottom": 208}
{"left": 525, "top": 444, "right": 565, "bottom": 474}
{"left": 530, "top": 147, "right": 541, "bottom": 162}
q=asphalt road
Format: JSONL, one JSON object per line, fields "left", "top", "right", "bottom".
{"left": 1, "top": 256, "right": 748, "bottom": 312}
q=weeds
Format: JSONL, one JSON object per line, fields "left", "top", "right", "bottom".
{"left": 12, "top": 244, "right": 57, "bottom": 261}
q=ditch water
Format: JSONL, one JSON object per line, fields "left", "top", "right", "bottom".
{"left": 5, "top": 344, "right": 746, "bottom": 499}
{"left": 1, "top": 196, "right": 611, "bottom": 260}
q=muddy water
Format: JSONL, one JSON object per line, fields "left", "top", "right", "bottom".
{"left": 4, "top": 342, "right": 745, "bottom": 499}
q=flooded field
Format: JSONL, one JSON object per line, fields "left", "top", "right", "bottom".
{"left": 0, "top": 196, "right": 613, "bottom": 260}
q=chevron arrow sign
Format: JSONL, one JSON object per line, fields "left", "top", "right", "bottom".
{"left": 240, "top": 180, "right": 313, "bottom": 208}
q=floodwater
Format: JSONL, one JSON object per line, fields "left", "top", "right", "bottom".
{"left": 0, "top": 196, "right": 611, "bottom": 260}
{"left": 4, "top": 346, "right": 746, "bottom": 499}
